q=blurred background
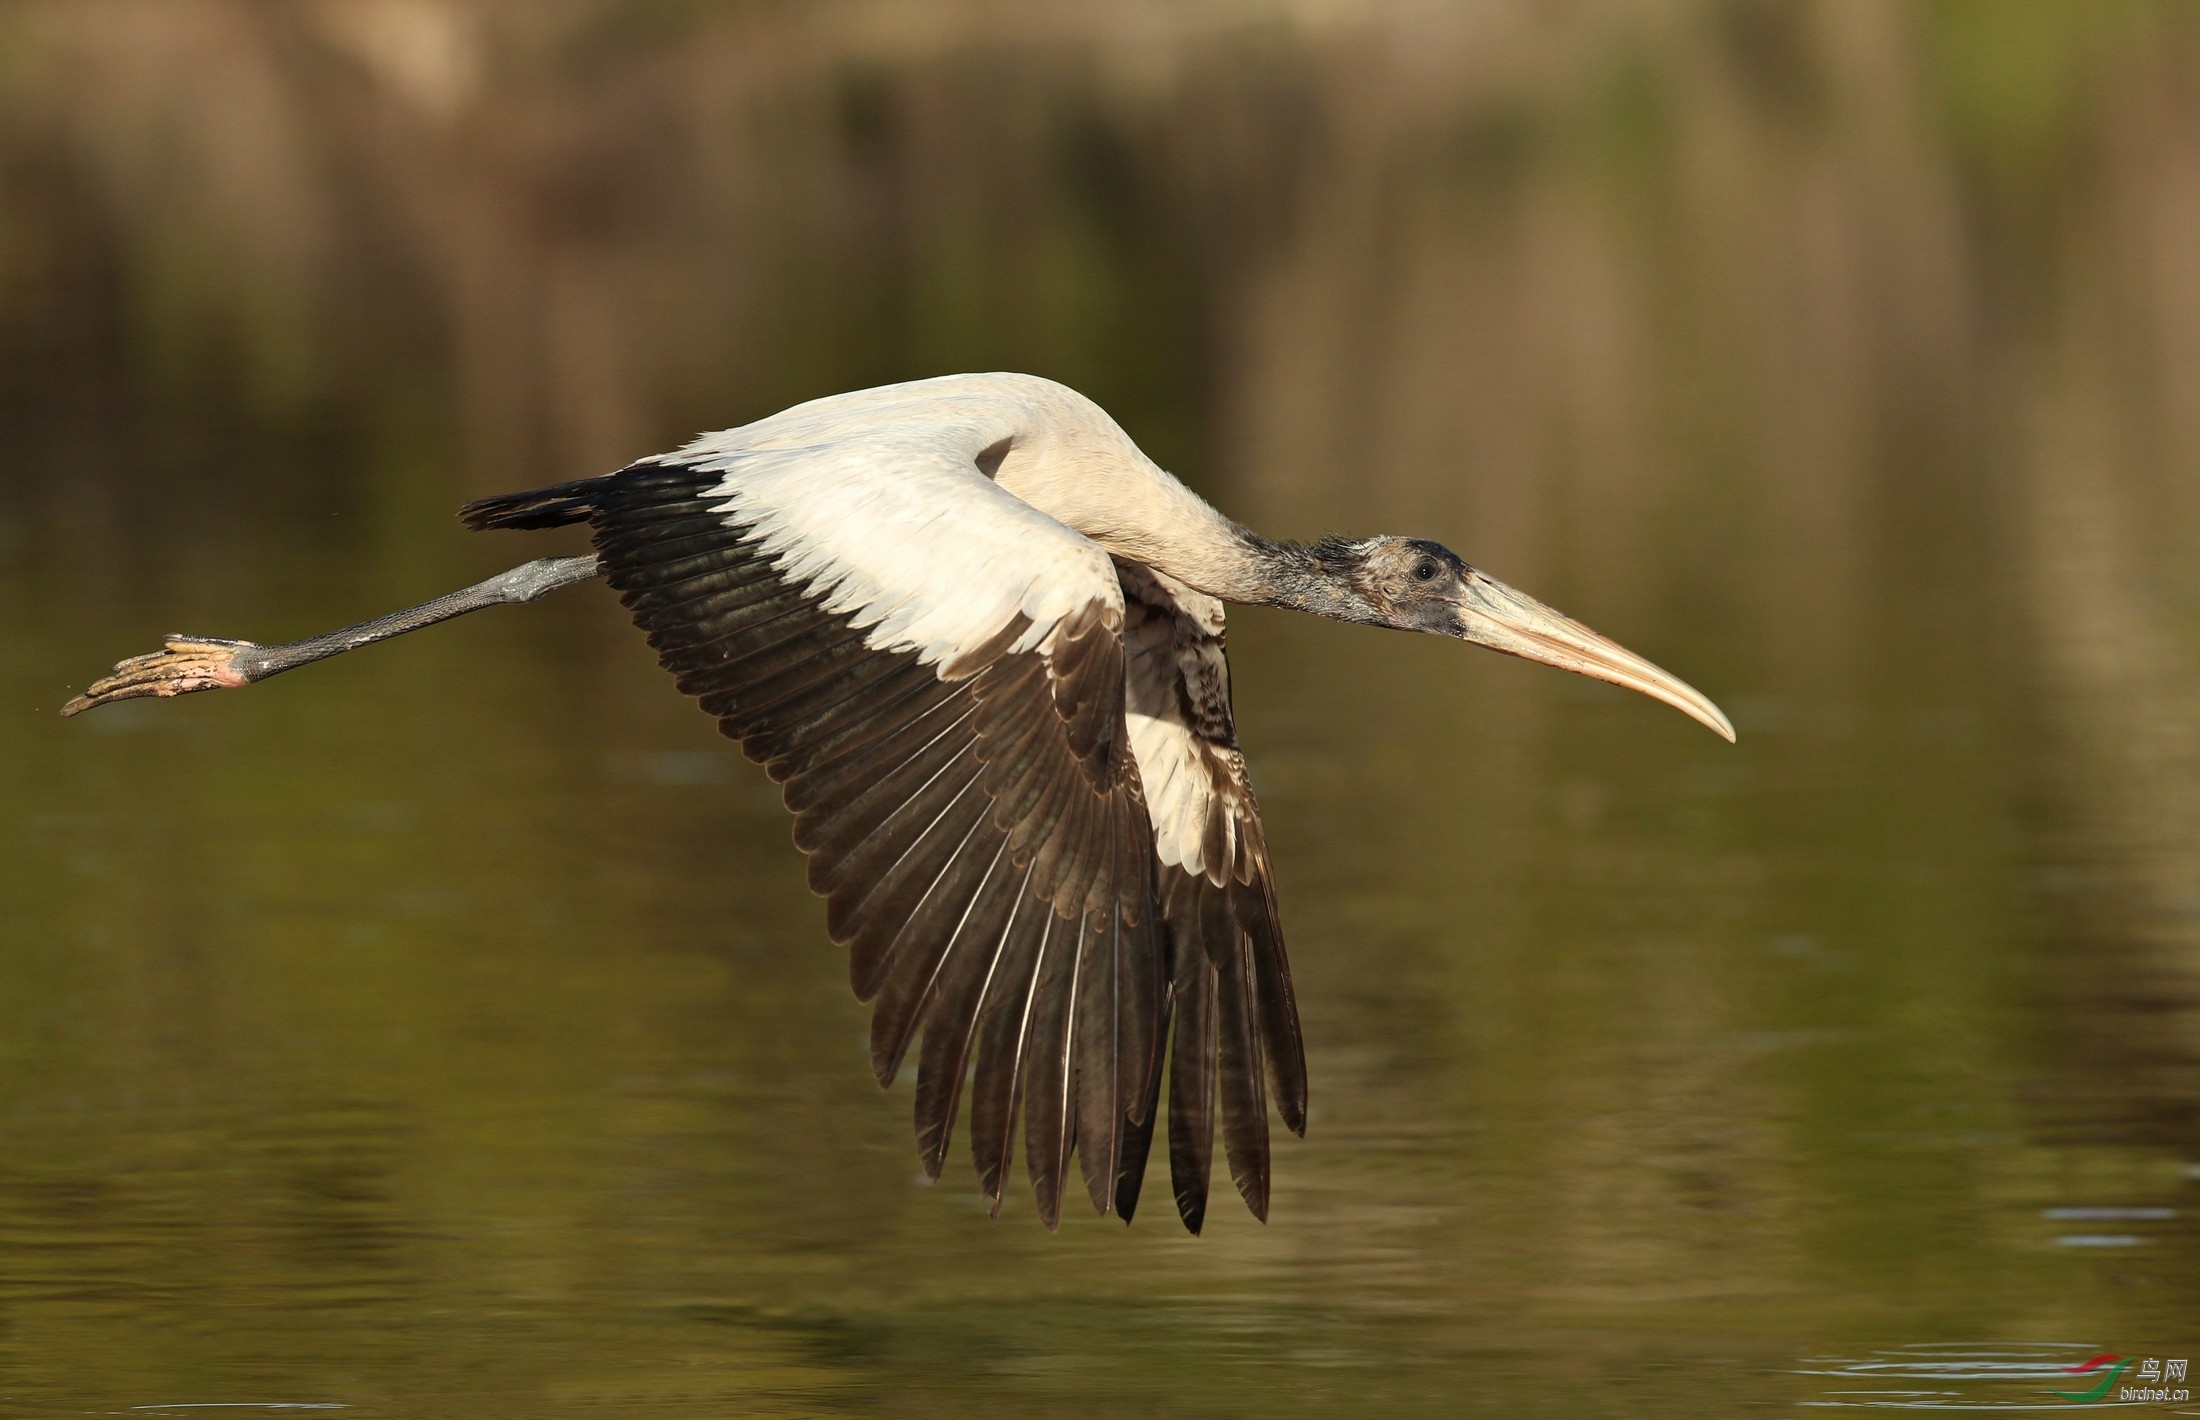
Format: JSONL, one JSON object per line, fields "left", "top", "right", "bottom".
{"left": 3, "top": 1, "right": 2199, "bottom": 1414}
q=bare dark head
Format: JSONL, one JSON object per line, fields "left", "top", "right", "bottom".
{"left": 1284, "top": 534, "right": 1734, "bottom": 741}
{"left": 1299, "top": 536, "right": 1473, "bottom": 634}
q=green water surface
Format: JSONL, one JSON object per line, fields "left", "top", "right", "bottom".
{"left": 2, "top": 3, "right": 2197, "bottom": 1414}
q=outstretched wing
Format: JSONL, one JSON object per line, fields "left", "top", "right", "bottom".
{"left": 1112, "top": 560, "right": 1307, "bottom": 1234}
{"left": 464, "top": 438, "right": 1164, "bottom": 1229}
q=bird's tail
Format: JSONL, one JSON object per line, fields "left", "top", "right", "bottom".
{"left": 457, "top": 475, "right": 619, "bottom": 532}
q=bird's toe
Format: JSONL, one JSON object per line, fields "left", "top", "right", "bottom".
{"left": 61, "top": 636, "right": 259, "bottom": 717}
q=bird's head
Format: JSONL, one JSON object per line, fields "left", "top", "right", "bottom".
{"left": 1303, "top": 535, "right": 1735, "bottom": 741}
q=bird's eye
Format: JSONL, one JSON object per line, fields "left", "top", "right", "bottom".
{"left": 1411, "top": 558, "right": 1440, "bottom": 583}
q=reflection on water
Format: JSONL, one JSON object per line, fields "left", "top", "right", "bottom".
{"left": 1794, "top": 1342, "right": 2191, "bottom": 1411}
{"left": 3, "top": 1, "right": 2200, "bottom": 1415}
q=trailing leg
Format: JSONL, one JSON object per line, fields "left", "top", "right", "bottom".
{"left": 62, "top": 554, "right": 602, "bottom": 717}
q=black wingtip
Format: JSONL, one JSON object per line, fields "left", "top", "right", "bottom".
{"left": 915, "top": 1127, "right": 941, "bottom": 1188}
{"left": 1113, "top": 1149, "right": 1147, "bottom": 1225}
{"left": 1226, "top": 1145, "right": 1271, "bottom": 1223}
{"left": 1114, "top": 994, "right": 1172, "bottom": 1226}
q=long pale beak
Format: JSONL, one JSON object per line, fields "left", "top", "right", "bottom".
{"left": 1452, "top": 571, "right": 1736, "bottom": 742}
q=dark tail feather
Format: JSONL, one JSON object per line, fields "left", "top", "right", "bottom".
{"left": 459, "top": 475, "right": 620, "bottom": 532}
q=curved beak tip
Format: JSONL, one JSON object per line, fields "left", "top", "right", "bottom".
{"left": 1624, "top": 674, "right": 1736, "bottom": 743}
{"left": 1452, "top": 577, "right": 1736, "bottom": 745}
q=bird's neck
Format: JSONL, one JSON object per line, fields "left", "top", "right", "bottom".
{"left": 974, "top": 396, "right": 1376, "bottom": 620}
{"left": 1231, "top": 534, "right": 1385, "bottom": 623}
{"left": 1157, "top": 527, "right": 1382, "bottom": 625}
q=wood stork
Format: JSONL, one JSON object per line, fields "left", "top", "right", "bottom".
{"left": 63, "top": 372, "right": 1732, "bottom": 1233}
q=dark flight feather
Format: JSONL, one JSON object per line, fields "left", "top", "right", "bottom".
{"left": 472, "top": 460, "right": 1179, "bottom": 1227}
{"left": 1116, "top": 560, "right": 1309, "bottom": 1234}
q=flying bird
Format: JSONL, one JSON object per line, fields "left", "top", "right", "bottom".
{"left": 64, "top": 373, "right": 1732, "bottom": 1233}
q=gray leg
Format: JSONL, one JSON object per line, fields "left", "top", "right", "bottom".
{"left": 62, "top": 554, "right": 603, "bottom": 718}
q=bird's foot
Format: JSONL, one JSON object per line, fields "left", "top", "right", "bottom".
{"left": 61, "top": 636, "right": 260, "bottom": 717}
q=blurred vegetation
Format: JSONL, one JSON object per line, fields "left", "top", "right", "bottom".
{"left": 2, "top": 1, "right": 2199, "bottom": 1414}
